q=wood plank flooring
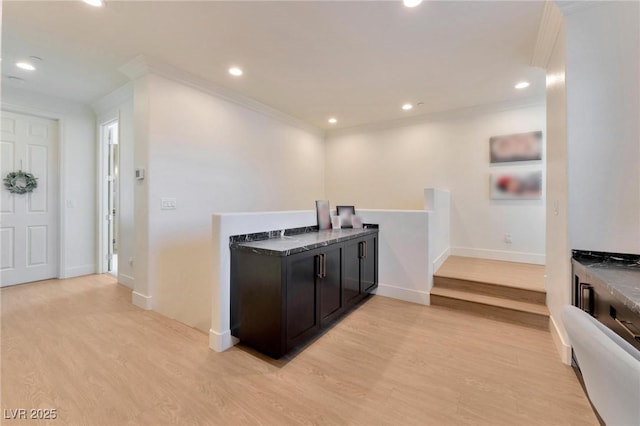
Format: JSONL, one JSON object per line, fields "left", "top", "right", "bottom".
{"left": 435, "top": 256, "right": 545, "bottom": 291}
{"left": 1, "top": 275, "right": 596, "bottom": 426}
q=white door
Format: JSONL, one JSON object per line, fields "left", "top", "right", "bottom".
{"left": 0, "top": 111, "right": 59, "bottom": 287}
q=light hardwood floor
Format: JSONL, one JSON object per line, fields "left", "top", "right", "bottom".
{"left": 2, "top": 275, "right": 596, "bottom": 426}
{"left": 435, "top": 256, "right": 546, "bottom": 291}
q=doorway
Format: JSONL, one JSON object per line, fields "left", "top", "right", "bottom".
{"left": 100, "top": 120, "right": 119, "bottom": 276}
{"left": 0, "top": 110, "right": 59, "bottom": 287}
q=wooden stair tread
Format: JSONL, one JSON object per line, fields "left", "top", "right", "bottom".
{"left": 434, "top": 256, "right": 545, "bottom": 292}
{"left": 430, "top": 287, "right": 549, "bottom": 316}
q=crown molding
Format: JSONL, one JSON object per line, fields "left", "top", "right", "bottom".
{"left": 91, "top": 82, "right": 133, "bottom": 115}
{"left": 326, "top": 96, "right": 545, "bottom": 139}
{"left": 555, "top": 1, "right": 604, "bottom": 16}
{"left": 118, "top": 55, "right": 149, "bottom": 81}
{"left": 118, "top": 55, "right": 323, "bottom": 137}
{"left": 531, "top": 1, "right": 564, "bottom": 69}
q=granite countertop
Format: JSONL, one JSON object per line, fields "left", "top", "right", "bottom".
{"left": 231, "top": 228, "right": 378, "bottom": 257}
{"left": 573, "top": 251, "right": 640, "bottom": 315}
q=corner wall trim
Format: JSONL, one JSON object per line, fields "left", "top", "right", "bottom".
{"left": 374, "top": 283, "right": 430, "bottom": 305}
{"left": 450, "top": 247, "right": 545, "bottom": 265}
{"left": 132, "top": 291, "right": 152, "bottom": 310}
{"left": 118, "top": 55, "right": 323, "bottom": 137}
{"left": 433, "top": 248, "right": 451, "bottom": 274}
{"left": 326, "top": 96, "right": 545, "bottom": 138}
{"left": 209, "top": 329, "right": 239, "bottom": 352}
{"left": 550, "top": 314, "right": 572, "bottom": 365}
{"left": 62, "top": 264, "right": 96, "bottom": 279}
{"left": 118, "top": 273, "right": 135, "bottom": 289}
{"left": 531, "top": 0, "right": 563, "bottom": 68}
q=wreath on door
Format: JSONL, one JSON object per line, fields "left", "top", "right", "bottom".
{"left": 4, "top": 170, "right": 38, "bottom": 194}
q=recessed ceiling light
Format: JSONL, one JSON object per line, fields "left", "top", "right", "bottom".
{"left": 403, "top": 0, "right": 423, "bottom": 7}
{"left": 402, "top": 103, "right": 413, "bottom": 111}
{"left": 515, "top": 81, "right": 530, "bottom": 89}
{"left": 83, "top": 0, "right": 105, "bottom": 7}
{"left": 328, "top": 118, "right": 337, "bottom": 124}
{"left": 229, "top": 67, "right": 243, "bottom": 77}
{"left": 16, "top": 62, "right": 35, "bottom": 71}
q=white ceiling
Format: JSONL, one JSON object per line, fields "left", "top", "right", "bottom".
{"left": 2, "top": 1, "right": 545, "bottom": 129}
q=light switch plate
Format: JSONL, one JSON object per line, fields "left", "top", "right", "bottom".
{"left": 161, "top": 198, "right": 177, "bottom": 210}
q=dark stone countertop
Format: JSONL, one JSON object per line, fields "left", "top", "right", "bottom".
{"left": 573, "top": 250, "right": 640, "bottom": 315}
{"left": 230, "top": 227, "right": 379, "bottom": 257}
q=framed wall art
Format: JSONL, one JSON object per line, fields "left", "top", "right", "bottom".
{"left": 490, "top": 131, "right": 542, "bottom": 164}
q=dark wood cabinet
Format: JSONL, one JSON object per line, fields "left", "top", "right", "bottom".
{"left": 285, "top": 249, "right": 321, "bottom": 351}
{"left": 343, "top": 234, "right": 378, "bottom": 298}
{"left": 231, "top": 230, "right": 378, "bottom": 358}
{"left": 319, "top": 244, "right": 343, "bottom": 326}
{"left": 343, "top": 239, "right": 362, "bottom": 305}
{"left": 360, "top": 234, "right": 378, "bottom": 293}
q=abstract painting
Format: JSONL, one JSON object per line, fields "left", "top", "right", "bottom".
{"left": 490, "top": 171, "right": 542, "bottom": 200}
{"left": 490, "top": 131, "right": 542, "bottom": 163}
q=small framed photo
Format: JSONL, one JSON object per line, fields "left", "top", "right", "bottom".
{"left": 336, "top": 205, "right": 355, "bottom": 228}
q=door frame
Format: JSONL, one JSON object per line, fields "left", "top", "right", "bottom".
{"left": 1, "top": 103, "right": 66, "bottom": 279}
{"left": 96, "top": 112, "right": 120, "bottom": 274}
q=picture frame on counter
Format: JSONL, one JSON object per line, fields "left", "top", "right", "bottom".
{"left": 336, "top": 205, "right": 356, "bottom": 228}
{"left": 316, "top": 200, "right": 332, "bottom": 230}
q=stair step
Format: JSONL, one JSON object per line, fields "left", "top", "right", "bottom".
{"left": 433, "top": 275, "right": 546, "bottom": 305}
{"left": 435, "top": 256, "right": 545, "bottom": 292}
{"left": 430, "top": 287, "right": 549, "bottom": 330}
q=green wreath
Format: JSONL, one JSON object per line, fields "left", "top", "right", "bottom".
{"left": 4, "top": 170, "right": 38, "bottom": 194}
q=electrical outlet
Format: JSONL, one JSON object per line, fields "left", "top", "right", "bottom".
{"left": 161, "top": 198, "right": 177, "bottom": 210}
{"left": 505, "top": 233, "right": 513, "bottom": 244}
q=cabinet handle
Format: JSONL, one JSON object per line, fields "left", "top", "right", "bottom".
{"left": 323, "top": 254, "right": 327, "bottom": 278}
{"left": 358, "top": 242, "right": 363, "bottom": 259}
{"left": 364, "top": 241, "right": 367, "bottom": 259}
{"left": 316, "top": 255, "right": 322, "bottom": 278}
{"left": 614, "top": 317, "right": 640, "bottom": 342}
{"left": 580, "top": 283, "right": 594, "bottom": 315}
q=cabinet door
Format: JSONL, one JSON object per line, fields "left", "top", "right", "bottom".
{"left": 285, "top": 250, "right": 320, "bottom": 350}
{"left": 320, "top": 244, "right": 343, "bottom": 325}
{"left": 343, "top": 239, "right": 361, "bottom": 305}
{"left": 361, "top": 235, "right": 378, "bottom": 293}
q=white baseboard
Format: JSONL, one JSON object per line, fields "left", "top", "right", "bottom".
{"left": 209, "top": 328, "right": 239, "bottom": 352}
{"left": 118, "top": 273, "right": 134, "bottom": 289}
{"left": 432, "top": 248, "right": 450, "bottom": 273}
{"left": 550, "top": 314, "right": 572, "bottom": 365}
{"left": 132, "top": 291, "right": 152, "bottom": 310}
{"left": 61, "top": 264, "right": 96, "bottom": 279}
{"left": 374, "top": 283, "right": 430, "bottom": 305}
{"left": 450, "top": 247, "right": 545, "bottom": 265}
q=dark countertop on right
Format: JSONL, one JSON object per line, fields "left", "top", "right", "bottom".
{"left": 572, "top": 250, "right": 640, "bottom": 315}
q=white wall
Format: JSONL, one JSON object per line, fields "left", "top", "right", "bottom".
{"left": 545, "top": 19, "right": 572, "bottom": 363}
{"left": 1, "top": 86, "right": 97, "bottom": 278}
{"left": 425, "top": 188, "right": 451, "bottom": 272}
{"left": 565, "top": 2, "right": 640, "bottom": 254}
{"left": 135, "top": 74, "right": 325, "bottom": 331}
{"left": 117, "top": 98, "right": 135, "bottom": 287}
{"left": 92, "top": 83, "right": 136, "bottom": 288}
{"left": 359, "top": 210, "right": 431, "bottom": 304}
{"left": 325, "top": 103, "right": 546, "bottom": 264}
